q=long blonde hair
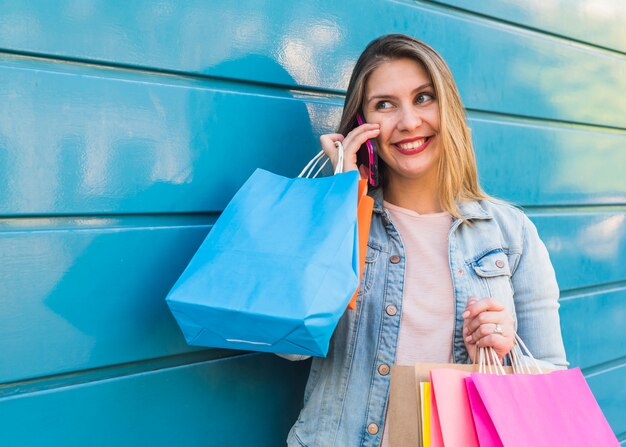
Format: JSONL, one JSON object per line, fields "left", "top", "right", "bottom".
{"left": 339, "top": 34, "right": 488, "bottom": 219}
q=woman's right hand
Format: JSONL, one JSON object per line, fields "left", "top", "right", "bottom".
{"left": 319, "top": 123, "right": 380, "bottom": 174}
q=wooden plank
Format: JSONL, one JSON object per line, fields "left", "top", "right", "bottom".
{"left": 429, "top": 0, "right": 626, "bottom": 54}
{"left": 0, "top": 353, "right": 310, "bottom": 447}
{"left": 0, "top": 1, "right": 625, "bottom": 127}
{"left": 0, "top": 57, "right": 329, "bottom": 216}
{"left": 531, "top": 212, "right": 626, "bottom": 292}
{"left": 1, "top": 58, "right": 625, "bottom": 215}
{"left": 1, "top": 210, "right": 623, "bottom": 382}
{"left": 0, "top": 223, "right": 210, "bottom": 383}
{"left": 560, "top": 288, "right": 626, "bottom": 370}
{"left": 471, "top": 115, "right": 626, "bottom": 206}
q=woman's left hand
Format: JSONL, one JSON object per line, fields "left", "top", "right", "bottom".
{"left": 463, "top": 297, "right": 515, "bottom": 362}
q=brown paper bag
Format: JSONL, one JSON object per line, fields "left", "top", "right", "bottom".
{"left": 415, "top": 362, "right": 544, "bottom": 382}
{"left": 388, "top": 365, "right": 420, "bottom": 447}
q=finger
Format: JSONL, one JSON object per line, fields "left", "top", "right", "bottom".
{"left": 462, "top": 297, "right": 505, "bottom": 319}
{"left": 320, "top": 134, "right": 345, "bottom": 156}
{"left": 465, "top": 311, "right": 510, "bottom": 333}
{"left": 473, "top": 334, "right": 514, "bottom": 358}
{"left": 465, "top": 322, "right": 505, "bottom": 342}
{"left": 340, "top": 128, "right": 381, "bottom": 173}
{"left": 466, "top": 321, "right": 515, "bottom": 352}
{"left": 346, "top": 122, "right": 381, "bottom": 138}
{"left": 342, "top": 125, "right": 380, "bottom": 155}
{"left": 320, "top": 134, "right": 347, "bottom": 171}
{"left": 320, "top": 133, "right": 345, "bottom": 141}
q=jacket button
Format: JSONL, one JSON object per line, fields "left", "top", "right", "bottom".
{"left": 390, "top": 255, "right": 401, "bottom": 264}
{"left": 495, "top": 260, "right": 505, "bottom": 268}
{"left": 386, "top": 305, "right": 397, "bottom": 316}
{"left": 378, "top": 364, "right": 390, "bottom": 376}
{"left": 367, "top": 423, "right": 379, "bottom": 435}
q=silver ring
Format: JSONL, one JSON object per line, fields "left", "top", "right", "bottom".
{"left": 493, "top": 323, "right": 504, "bottom": 335}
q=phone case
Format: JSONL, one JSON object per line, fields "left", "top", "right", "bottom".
{"left": 356, "top": 114, "right": 379, "bottom": 187}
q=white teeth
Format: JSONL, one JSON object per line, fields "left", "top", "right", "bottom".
{"left": 397, "top": 138, "right": 426, "bottom": 150}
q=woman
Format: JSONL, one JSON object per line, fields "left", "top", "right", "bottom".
{"left": 287, "top": 34, "right": 567, "bottom": 447}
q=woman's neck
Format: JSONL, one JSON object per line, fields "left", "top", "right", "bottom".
{"left": 383, "top": 173, "right": 443, "bottom": 214}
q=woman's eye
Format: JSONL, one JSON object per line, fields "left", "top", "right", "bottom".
{"left": 415, "top": 93, "right": 434, "bottom": 104}
{"left": 375, "top": 100, "right": 393, "bottom": 110}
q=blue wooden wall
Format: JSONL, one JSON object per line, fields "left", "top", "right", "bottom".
{"left": 1, "top": 1, "right": 624, "bottom": 445}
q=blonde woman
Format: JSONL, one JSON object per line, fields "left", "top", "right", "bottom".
{"left": 286, "top": 34, "right": 567, "bottom": 447}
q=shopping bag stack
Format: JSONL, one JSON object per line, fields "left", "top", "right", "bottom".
{"left": 166, "top": 148, "right": 373, "bottom": 357}
{"left": 387, "top": 337, "right": 619, "bottom": 447}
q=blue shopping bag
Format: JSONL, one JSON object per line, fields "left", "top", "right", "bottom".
{"left": 166, "top": 168, "right": 360, "bottom": 357}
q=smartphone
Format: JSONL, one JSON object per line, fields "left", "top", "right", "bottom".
{"left": 355, "top": 114, "right": 380, "bottom": 187}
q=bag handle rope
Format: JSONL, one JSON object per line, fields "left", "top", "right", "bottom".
{"left": 476, "top": 332, "right": 544, "bottom": 375}
{"left": 298, "top": 141, "right": 344, "bottom": 178}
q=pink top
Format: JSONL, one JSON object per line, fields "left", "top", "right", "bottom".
{"left": 382, "top": 201, "right": 455, "bottom": 446}
{"left": 385, "top": 201, "right": 455, "bottom": 365}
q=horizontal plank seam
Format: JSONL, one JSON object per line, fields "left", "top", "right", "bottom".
{"left": 0, "top": 223, "right": 214, "bottom": 234}
{"left": 0, "top": 349, "right": 252, "bottom": 399}
{"left": 618, "top": 431, "right": 626, "bottom": 443}
{"left": 559, "top": 281, "right": 626, "bottom": 301}
{"left": 2, "top": 204, "right": 626, "bottom": 230}
{"left": 467, "top": 109, "right": 626, "bottom": 135}
{"left": 0, "top": 48, "right": 346, "bottom": 101}
{"left": 582, "top": 355, "right": 626, "bottom": 377}
{"left": 0, "top": 211, "right": 220, "bottom": 220}
{"left": 0, "top": 213, "right": 218, "bottom": 233}
{"left": 1, "top": 50, "right": 626, "bottom": 132}
{"left": 409, "top": 0, "right": 626, "bottom": 58}
{"left": 523, "top": 204, "right": 626, "bottom": 215}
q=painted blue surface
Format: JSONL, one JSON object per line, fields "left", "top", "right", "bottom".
{"left": 560, "top": 288, "right": 626, "bottom": 370}
{"left": 0, "top": 223, "right": 210, "bottom": 383}
{"left": 0, "top": 354, "right": 310, "bottom": 447}
{"left": 1, "top": 212, "right": 623, "bottom": 384}
{"left": 586, "top": 364, "right": 626, "bottom": 436}
{"left": 0, "top": 56, "right": 323, "bottom": 215}
{"left": 429, "top": 0, "right": 626, "bottom": 53}
{"left": 530, "top": 213, "right": 626, "bottom": 291}
{"left": 1, "top": 56, "right": 625, "bottom": 215}
{"left": 1, "top": 1, "right": 625, "bottom": 128}
{"left": 0, "top": 0, "right": 624, "bottom": 444}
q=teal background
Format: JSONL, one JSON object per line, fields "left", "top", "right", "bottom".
{"left": 0, "top": 1, "right": 624, "bottom": 445}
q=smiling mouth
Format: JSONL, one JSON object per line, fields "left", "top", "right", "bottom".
{"left": 393, "top": 136, "right": 433, "bottom": 154}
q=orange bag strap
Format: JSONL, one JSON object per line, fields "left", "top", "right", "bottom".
{"left": 348, "top": 179, "right": 374, "bottom": 310}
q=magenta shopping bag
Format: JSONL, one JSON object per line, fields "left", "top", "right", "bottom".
{"left": 465, "top": 376, "right": 503, "bottom": 447}
{"left": 467, "top": 368, "right": 619, "bottom": 447}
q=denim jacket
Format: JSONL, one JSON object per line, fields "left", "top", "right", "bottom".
{"left": 287, "top": 188, "right": 568, "bottom": 447}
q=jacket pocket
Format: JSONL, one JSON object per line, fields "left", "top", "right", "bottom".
{"left": 470, "top": 249, "right": 515, "bottom": 312}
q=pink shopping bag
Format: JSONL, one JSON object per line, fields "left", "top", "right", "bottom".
{"left": 467, "top": 368, "right": 619, "bottom": 447}
{"left": 430, "top": 369, "right": 479, "bottom": 447}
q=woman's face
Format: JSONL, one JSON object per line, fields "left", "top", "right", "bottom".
{"left": 363, "top": 58, "right": 441, "bottom": 185}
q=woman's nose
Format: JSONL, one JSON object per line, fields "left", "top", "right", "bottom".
{"left": 397, "top": 107, "right": 422, "bottom": 131}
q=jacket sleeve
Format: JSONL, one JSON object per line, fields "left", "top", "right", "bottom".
{"left": 511, "top": 214, "right": 569, "bottom": 369}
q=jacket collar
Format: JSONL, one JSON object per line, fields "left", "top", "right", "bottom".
{"left": 370, "top": 187, "right": 492, "bottom": 221}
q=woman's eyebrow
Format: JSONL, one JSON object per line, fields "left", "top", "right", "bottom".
{"left": 366, "top": 83, "right": 433, "bottom": 104}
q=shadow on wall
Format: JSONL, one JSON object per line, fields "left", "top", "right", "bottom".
{"left": 37, "top": 55, "right": 318, "bottom": 372}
